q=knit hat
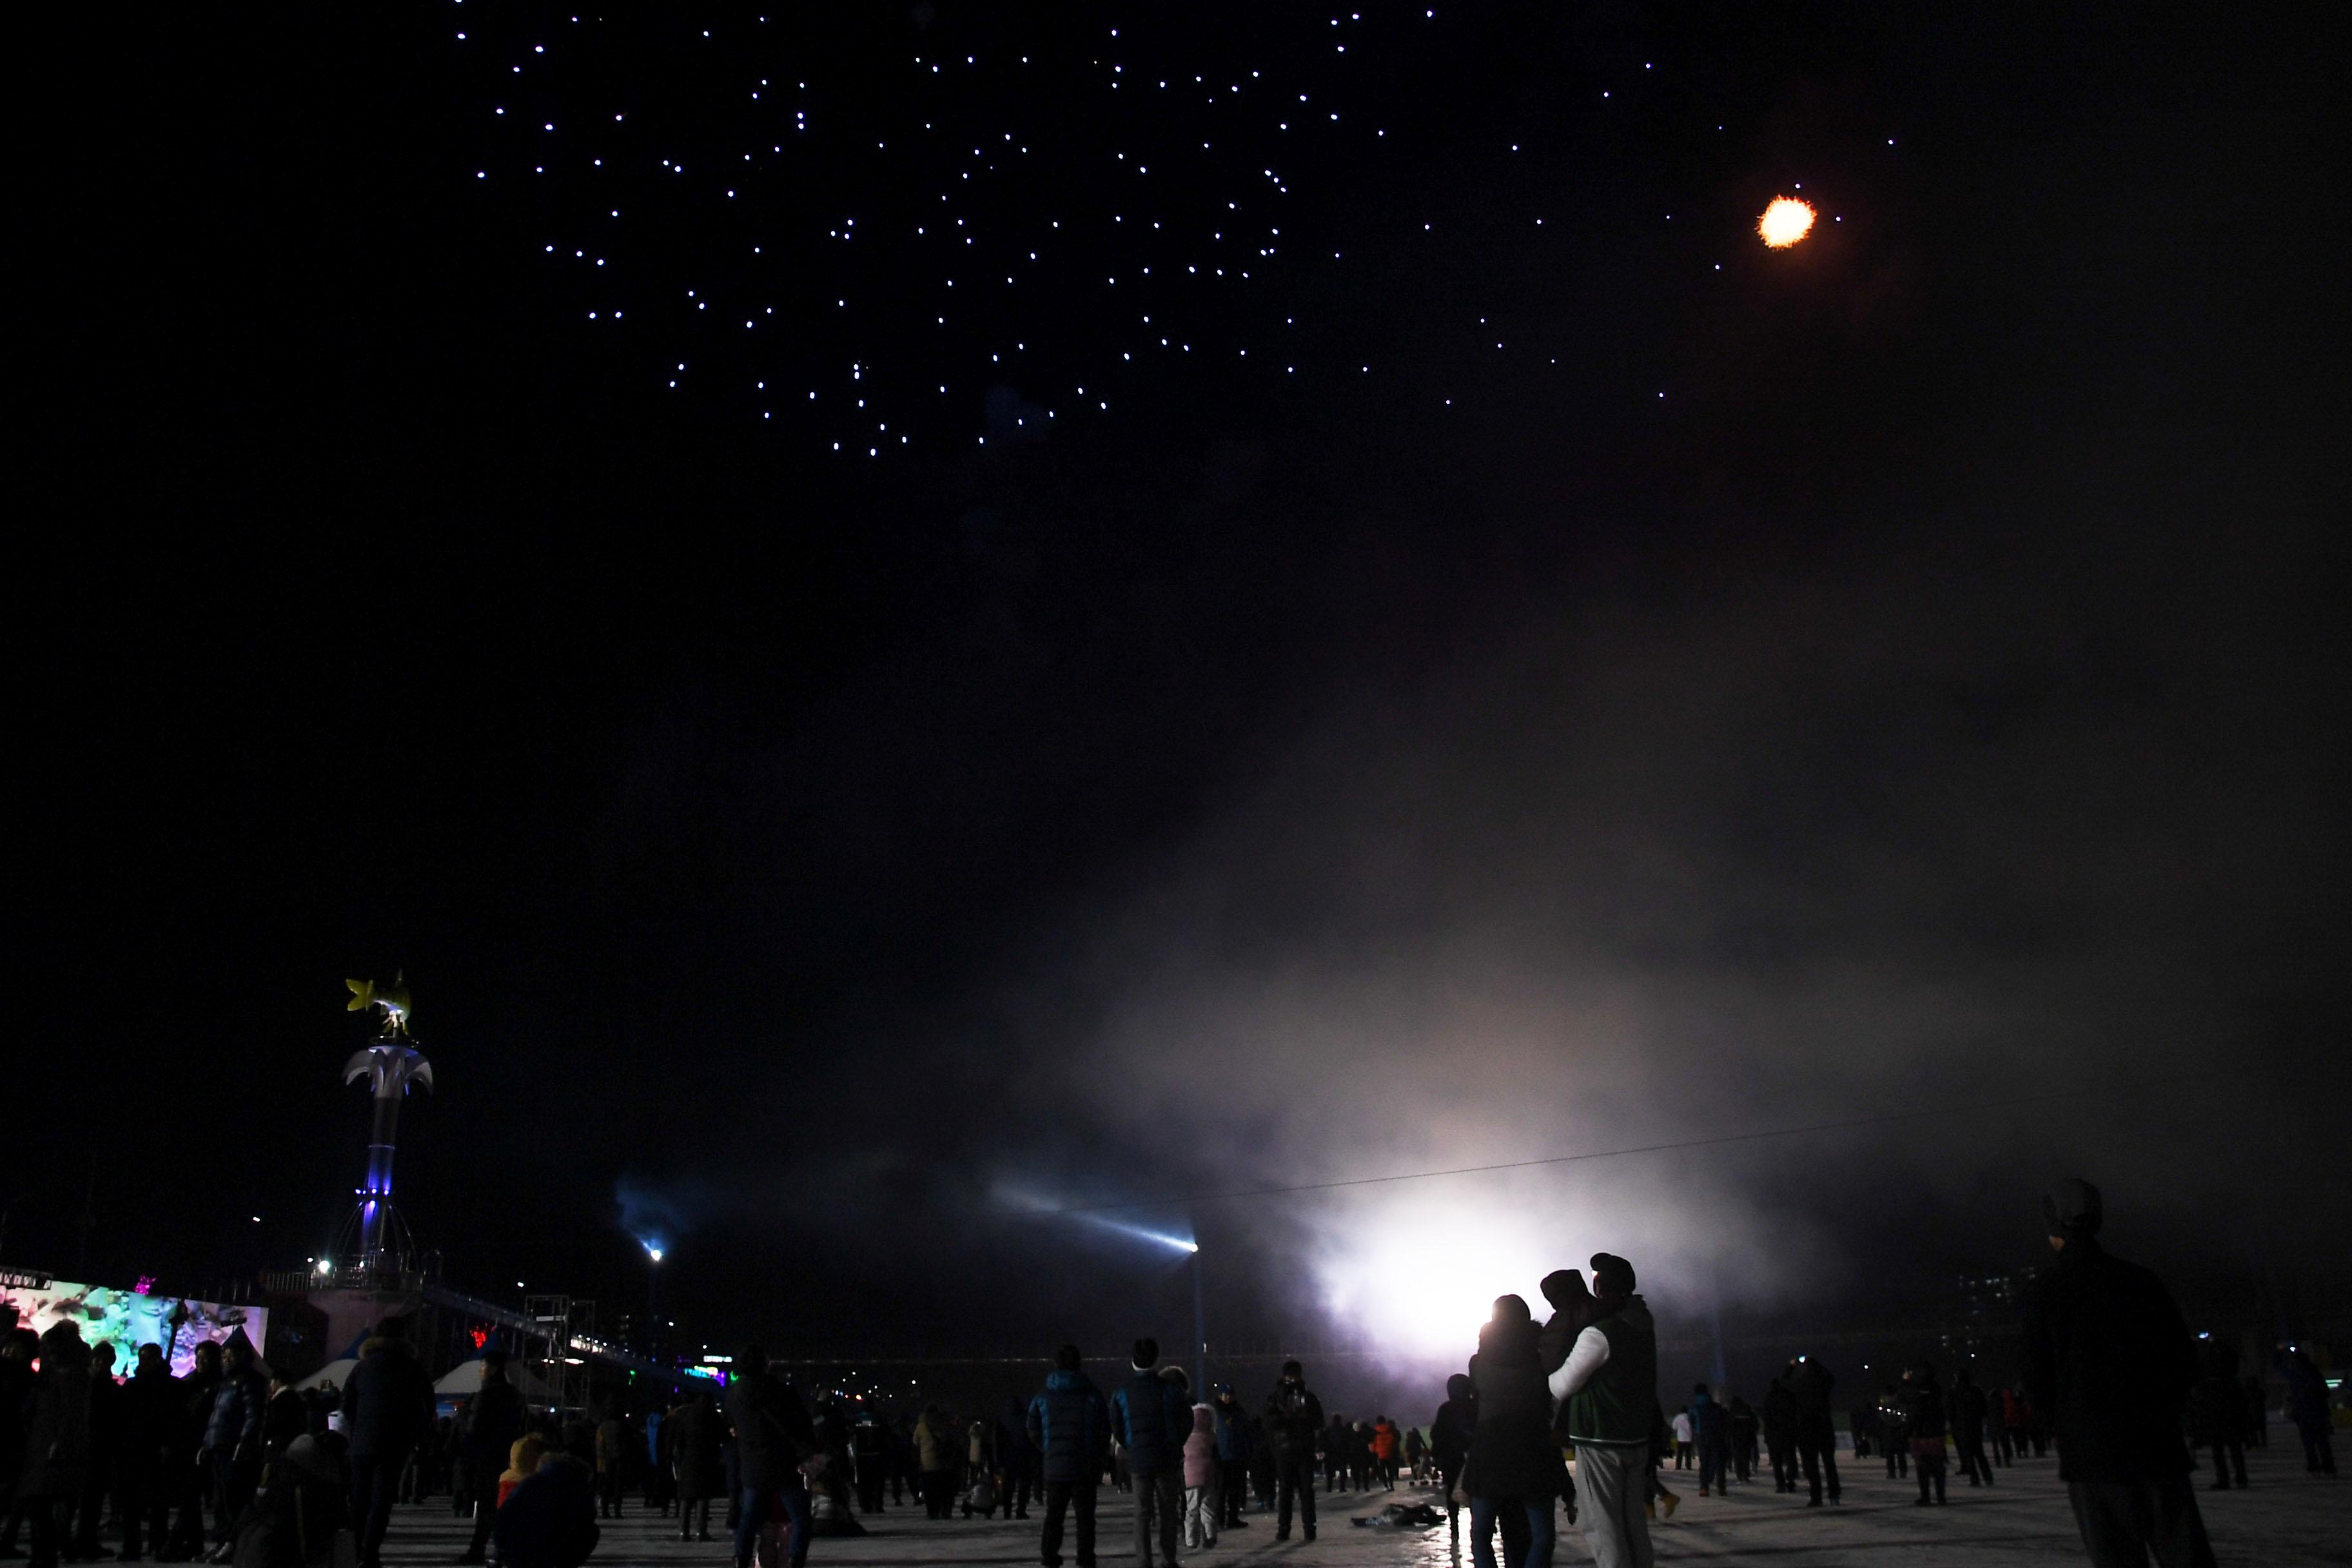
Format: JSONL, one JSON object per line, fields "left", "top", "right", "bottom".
{"left": 2042, "top": 1179, "right": 2102, "bottom": 1242}
{"left": 1540, "top": 1269, "right": 1592, "bottom": 1314}
{"left": 1133, "top": 1337, "right": 1161, "bottom": 1370}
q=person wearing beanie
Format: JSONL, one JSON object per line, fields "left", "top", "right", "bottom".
{"left": 1110, "top": 1340, "right": 1190, "bottom": 1568}
{"left": 1551, "top": 1253, "right": 1659, "bottom": 1568}
{"left": 2021, "top": 1180, "right": 2216, "bottom": 1568}
{"left": 1261, "top": 1360, "right": 1323, "bottom": 1542}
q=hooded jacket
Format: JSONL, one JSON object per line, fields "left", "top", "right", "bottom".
{"left": 2021, "top": 1239, "right": 2195, "bottom": 1483}
{"left": 1182, "top": 1406, "right": 1219, "bottom": 1489}
{"left": 1111, "top": 1366, "right": 1191, "bottom": 1478}
{"left": 342, "top": 1338, "right": 436, "bottom": 1460}
{"left": 1467, "top": 1318, "right": 1563, "bottom": 1499}
{"left": 1026, "top": 1368, "right": 1110, "bottom": 1486}
{"left": 1431, "top": 1375, "right": 1476, "bottom": 1467}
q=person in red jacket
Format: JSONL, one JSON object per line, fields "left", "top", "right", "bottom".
{"left": 1371, "top": 1418, "right": 1400, "bottom": 1491}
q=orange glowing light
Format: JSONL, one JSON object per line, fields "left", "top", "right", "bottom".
{"left": 1758, "top": 197, "right": 1816, "bottom": 248}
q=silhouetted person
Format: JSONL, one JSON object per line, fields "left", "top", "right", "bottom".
{"left": 1027, "top": 1346, "right": 1108, "bottom": 1568}
{"left": 1950, "top": 1368, "right": 1994, "bottom": 1487}
{"left": 1429, "top": 1373, "right": 1475, "bottom": 1540}
{"left": 1688, "top": 1386, "right": 1727, "bottom": 1498}
{"left": 1552, "top": 1253, "right": 1659, "bottom": 1568}
{"left": 164, "top": 1339, "right": 223, "bottom": 1559}
{"left": 2188, "top": 1342, "right": 2246, "bottom": 1491}
{"left": 1786, "top": 1355, "right": 1841, "bottom": 1507}
{"left": 224, "top": 1434, "right": 347, "bottom": 1568}
{"left": 2021, "top": 1179, "right": 2215, "bottom": 1567}
{"left": 592, "top": 1403, "right": 627, "bottom": 1520}
{"left": 21, "top": 1325, "right": 93, "bottom": 1568}
{"left": 1878, "top": 1387, "right": 1910, "bottom": 1479}
{"left": 911, "top": 1406, "right": 954, "bottom": 1518}
{"left": 1110, "top": 1340, "right": 1188, "bottom": 1568}
{"left": 1208, "top": 1386, "right": 1251, "bottom": 1529}
{"left": 1725, "top": 1395, "right": 1758, "bottom": 1485}
{"left": 669, "top": 1388, "right": 724, "bottom": 1542}
{"left": 1904, "top": 1364, "right": 1948, "bottom": 1505}
{"left": 72, "top": 1341, "right": 122, "bottom": 1560}
{"left": 0, "top": 1323, "right": 34, "bottom": 1564}
{"left": 1262, "top": 1361, "right": 1322, "bottom": 1543}
{"left": 725, "top": 1348, "right": 814, "bottom": 1568}
{"left": 119, "top": 1342, "right": 181, "bottom": 1560}
{"left": 998, "top": 1396, "right": 1037, "bottom": 1520}
{"left": 457, "top": 1351, "right": 525, "bottom": 1563}
{"left": 343, "top": 1320, "right": 435, "bottom": 1568}
{"left": 1759, "top": 1375, "right": 1796, "bottom": 1493}
{"left": 2276, "top": 1346, "right": 2335, "bottom": 1476}
{"left": 1467, "top": 1296, "right": 1562, "bottom": 1568}
{"left": 846, "top": 1409, "right": 885, "bottom": 1520}
{"left": 494, "top": 1452, "right": 598, "bottom": 1568}
{"left": 204, "top": 1334, "right": 269, "bottom": 1560}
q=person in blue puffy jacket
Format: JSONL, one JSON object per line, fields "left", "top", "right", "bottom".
{"left": 1026, "top": 1346, "right": 1109, "bottom": 1568}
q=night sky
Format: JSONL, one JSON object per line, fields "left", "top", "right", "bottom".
{"left": 23, "top": 2, "right": 2348, "bottom": 1386}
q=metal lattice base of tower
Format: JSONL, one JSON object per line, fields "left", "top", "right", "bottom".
{"left": 523, "top": 1295, "right": 598, "bottom": 1413}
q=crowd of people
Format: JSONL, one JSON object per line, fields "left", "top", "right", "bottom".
{"left": 0, "top": 1318, "right": 600, "bottom": 1568}
{"left": 2, "top": 1181, "right": 2340, "bottom": 1568}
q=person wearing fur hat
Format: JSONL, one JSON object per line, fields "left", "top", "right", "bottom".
{"left": 2021, "top": 1179, "right": 2215, "bottom": 1568}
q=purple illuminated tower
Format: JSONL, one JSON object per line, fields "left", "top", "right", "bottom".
{"left": 337, "top": 976, "right": 433, "bottom": 1275}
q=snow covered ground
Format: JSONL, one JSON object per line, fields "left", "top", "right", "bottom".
{"left": 372, "top": 1440, "right": 2344, "bottom": 1567}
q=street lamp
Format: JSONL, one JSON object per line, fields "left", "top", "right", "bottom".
{"left": 1124, "top": 1226, "right": 1204, "bottom": 1396}
{"left": 643, "top": 1239, "right": 665, "bottom": 1353}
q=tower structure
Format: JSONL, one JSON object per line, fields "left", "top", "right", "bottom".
{"left": 335, "top": 975, "right": 434, "bottom": 1277}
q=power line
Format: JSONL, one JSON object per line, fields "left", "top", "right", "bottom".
{"left": 1018, "top": 1070, "right": 2224, "bottom": 1219}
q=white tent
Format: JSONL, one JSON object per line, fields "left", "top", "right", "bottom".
{"left": 434, "top": 1358, "right": 556, "bottom": 1404}
{"left": 296, "top": 1358, "right": 358, "bottom": 1392}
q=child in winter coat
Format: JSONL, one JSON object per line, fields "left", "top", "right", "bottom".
{"left": 1182, "top": 1405, "right": 1220, "bottom": 1547}
{"left": 499, "top": 1435, "right": 549, "bottom": 1510}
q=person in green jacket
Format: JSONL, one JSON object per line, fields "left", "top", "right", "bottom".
{"left": 1549, "top": 1253, "right": 1658, "bottom": 1568}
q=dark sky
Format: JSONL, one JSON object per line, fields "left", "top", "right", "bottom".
{"left": 23, "top": 1, "right": 2347, "bottom": 1379}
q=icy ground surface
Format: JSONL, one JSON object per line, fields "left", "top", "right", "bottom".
{"left": 372, "top": 1442, "right": 2345, "bottom": 1567}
